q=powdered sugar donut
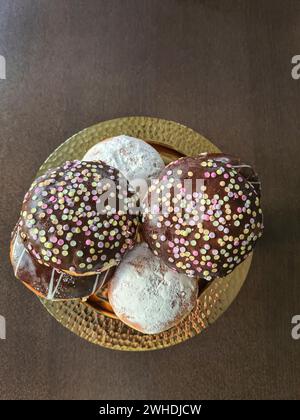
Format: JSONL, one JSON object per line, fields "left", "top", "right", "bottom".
{"left": 108, "top": 243, "right": 198, "bottom": 334}
{"left": 82, "top": 135, "right": 165, "bottom": 184}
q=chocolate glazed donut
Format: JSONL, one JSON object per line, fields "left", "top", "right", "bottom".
{"left": 10, "top": 225, "right": 113, "bottom": 300}
{"left": 141, "top": 153, "right": 264, "bottom": 280}
{"left": 19, "top": 160, "right": 139, "bottom": 276}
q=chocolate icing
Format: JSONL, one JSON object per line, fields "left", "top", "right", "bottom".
{"left": 20, "top": 160, "right": 138, "bottom": 276}
{"left": 141, "top": 153, "right": 263, "bottom": 280}
{"left": 10, "top": 225, "right": 112, "bottom": 300}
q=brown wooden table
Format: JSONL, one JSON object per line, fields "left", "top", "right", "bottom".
{"left": 0, "top": 0, "right": 299, "bottom": 400}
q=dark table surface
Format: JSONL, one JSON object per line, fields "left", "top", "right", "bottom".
{"left": 0, "top": 0, "right": 299, "bottom": 400}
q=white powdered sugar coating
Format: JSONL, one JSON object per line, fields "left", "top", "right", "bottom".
{"left": 108, "top": 243, "right": 198, "bottom": 334}
{"left": 82, "top": 135, "right": 165, "bottom": 183}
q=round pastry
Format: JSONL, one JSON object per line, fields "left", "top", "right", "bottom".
{"left": 141, "top": 153, "right": 264, "bottom": 280}
{"left": 108, "top": 243, "right": 199, "bottom": 334}
{"left": 82, "top": 135, "right": 165, "bottom": 185}
{"left": 10, "top": 225, "right": 112, "bottom": 300}
{"left": 20, "top": 160, "right": 138, "bottom": 276}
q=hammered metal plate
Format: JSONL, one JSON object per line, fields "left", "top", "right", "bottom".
{"left": 37, "top": 116, "right": 253, "bottom": 351}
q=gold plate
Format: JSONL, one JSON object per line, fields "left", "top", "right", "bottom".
{"left": 37, "top": 116, "right": 252, "bottom": 351}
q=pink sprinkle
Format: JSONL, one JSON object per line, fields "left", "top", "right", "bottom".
{"left": 58, "top": 239, "right": 64, "bottom": 246}
{"left": 202, "top": 214, "right": 210, "bottom": 221}
{"left": 85, "top": 239, "right": 91, "bottom": 245}
{"left": 168, "top": 241, "right": 174, "bottom": 248}
{"left": 224, "top": 173, "right": 229, "bottom": 179}
{"left": 85, "top": 230, "right": 91, "bottom": 236}
{"left": 76, "top": 220, "right": 83, "bottom": 226}
{"left": 192, "top": 250, "right": 198, "bottom": 256}
{"left": 50, "top": 236, "right": 58, "bottom": 243}
{"left": 152, "top": 205, "right": 160, "bottom": 214}
{"left": 204, "top": 172, "right": 210, "bottom": 178}
{"left": 46, "top": 209, "right": 53, "bottom": 214}
{"left": 211, "top": 172, "right": 216, "bottom": 178}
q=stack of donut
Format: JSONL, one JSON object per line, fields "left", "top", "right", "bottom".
{"left": 10, "top": 134, "right": 264, "bottom": 334}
